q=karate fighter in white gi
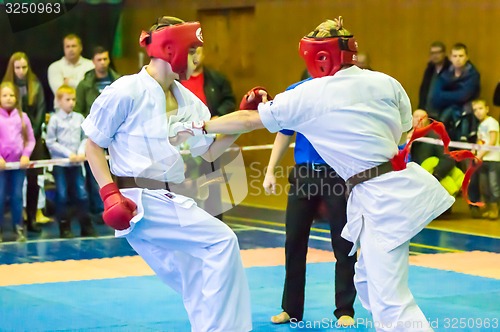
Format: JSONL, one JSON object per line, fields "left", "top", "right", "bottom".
{"left": 174, "top": 17, "right": 454, "bottom": 331}
{"left": 82, "top": 16, "right": 252, "bottom": 332}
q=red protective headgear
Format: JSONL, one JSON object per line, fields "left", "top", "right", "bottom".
{"left": 139, "top": 20, "right": 203, "bottom": 80}
{"left": 299, "top": 35, "right": 358, "bottom": 78}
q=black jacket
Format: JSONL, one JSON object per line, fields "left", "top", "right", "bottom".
{"left": 75, "top": 68, "right": 121, "bottom": 117}
{"left": 430, "top": 61, "right": 480, "bottom": 111}
{"left": 418, "top": 57, "right": 451, "bottom": 110}
{"left": 202, "top": 66, "right": 236, "bottom": 117}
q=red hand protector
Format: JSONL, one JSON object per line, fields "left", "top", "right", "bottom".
{"left": 392, "top": 121, "right": 450, "bottom": 171}
{"left": 99, "top": 183, "right": 137, "bottom": 230}
{"left": 391, "top": 119, "right": 483, "bottom": 207}
{"left": 239, "top": 86, "right": 273, "bottom": 110}
{"left": 449, "top": 150, "right": 483, "bottom": 207}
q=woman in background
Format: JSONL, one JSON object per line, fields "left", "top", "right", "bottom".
{"left": 3, "top": 52, "right": 50, "bottom": 233}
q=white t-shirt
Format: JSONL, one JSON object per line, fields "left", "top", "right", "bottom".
{"left": 47, "top": 56, "right": 94, "bottom": 92}
{"left": 258, "top": 66, "right": 454, "bottom": 253}
{"left": 477, "top": 116, "right": 500, "bottom": 162}
{"left": 48, "top": 56, "right": 94, "bottom": 108}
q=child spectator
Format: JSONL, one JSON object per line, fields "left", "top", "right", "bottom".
{"left": 0, "top": 81, "right": 35, "bottom": 242}
{"left": 472, "top": 99, "right": 500, "bottom": 220}
{"left": 46, "top": 85, "right": 96, "bottom": 238}
{"left": 3, "top": 51, "right": 50, "bottom": 231}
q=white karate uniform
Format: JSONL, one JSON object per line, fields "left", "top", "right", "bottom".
{"left": 82, "top": 67, "right": 252, "bottom": 332}
{"left": 259, "top": 66, "right": 454, "bottom": 331}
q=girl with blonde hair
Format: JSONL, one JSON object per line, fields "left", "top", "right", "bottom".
{"left": 0, "top": 81, "right": 36, "bottom": 242}
{"left": 3, "top": 52, "right": 49, "bottom": 231}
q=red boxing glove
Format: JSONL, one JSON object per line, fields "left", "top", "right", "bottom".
{"left": 99, "top": 182, "right": 137, "bottom": 230}
{"left": 239, "top": 86, "right": 273, "bottom": 110}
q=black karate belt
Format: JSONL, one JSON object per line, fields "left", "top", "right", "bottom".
{"left": 344, "top": 161, "right": 394, "bottom": 198}
{"left": 115, "top": 176, "right": 206, "bottom": 199}
{"left": 115, "top": 176, "right": 171, "bottom": 191}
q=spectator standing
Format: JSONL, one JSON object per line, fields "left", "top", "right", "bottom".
{"left": 3, "top": 52, "right": 50, "bottom": 232}
{"left": 47, "top": 34, "right": 94, "bottom": 109}
{"left": 472, "top": 99, "right": 500, "bottom": 220}
{"left": 75, "top": 46, "right": 120, "bottom": 224}
{"left": 430, "top": 43, "right": 480, "bottom": 141}
{"left": 418, "top": 41, "right": 451, "bottom": 116}
{"left": 46, "top": 85, "right": 96, "bottom": 238}
{"left": 0, "top": 82, "right": 36, "bottom": 242}
{"left": 75, "top": 46, "right": 120, "bottom": 117}
{"left": 181, "top": 46, "right": 237, "bottom": 220}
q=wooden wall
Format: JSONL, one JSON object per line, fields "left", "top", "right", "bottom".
{"left": 114, "top": 0, "right": 500, "bottom": 209}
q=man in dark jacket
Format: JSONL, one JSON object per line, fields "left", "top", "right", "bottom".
{"left": 418, "top": 41, "right": 451, "bottom": 116}
{"left": 430, "top": 43, "right": 480, "bottom": 141}
{"left": 75, "top": 46, "right": 120, "bottom": 226}
{"left": 75, "top": 47, "right": 121, "bottom": 117}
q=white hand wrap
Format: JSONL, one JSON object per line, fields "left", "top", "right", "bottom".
{"left": 169, "top": 120, "right": 207, "bottom": 137}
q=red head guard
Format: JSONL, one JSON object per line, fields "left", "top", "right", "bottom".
{"left": 299, "top": 35, "right": 358, "bottom": 78}
{"left": 139, "top": 20, "right": 203, "bottom": 80}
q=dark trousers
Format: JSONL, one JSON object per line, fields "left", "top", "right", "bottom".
{"left": 479, "top": 161, "right": 500, "bottom": 203}
{"left": 26, "top": 138, "right": 47, "bottom": 225}
{"left": 281, "top": 164, "right": 356, "bottom": 320}
{"left": 84, "top": 161, "right": 103, "bottom": 215}
{"left": 52, "top": 165, "right": 89, "bottom": 223}
{"left": 468, "top": 165, "right": 481, "bottom": 204}
{"left": 25, "top": 168, "right": 40, "bottom": 224}
{"left": 0, "top": 169, "right": 26, "bottom": 228}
